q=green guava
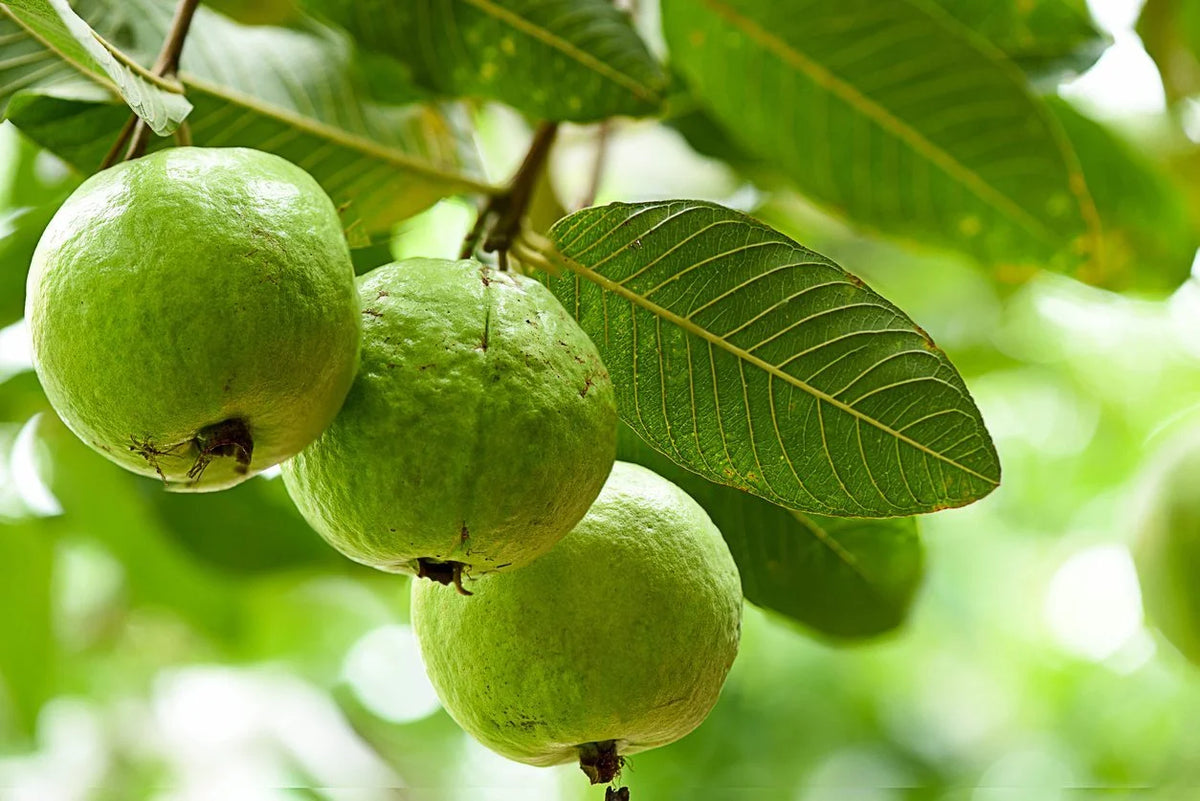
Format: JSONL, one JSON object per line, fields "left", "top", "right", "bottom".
{"left": 411, "top": 461, "right": 743, "bottom": 783}
{"left": 26, "top": 147, "right": 360, "bottom": 491}
{"left": 1134, "top": 435, "right": 1200, "bottom": 665}
{"left": 281, "top": 257, "right": 617, "bottom": 585}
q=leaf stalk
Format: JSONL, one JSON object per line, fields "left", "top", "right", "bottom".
{"left": 461, "top": 121, "right": 559, "bottom": 269}
{"left": 99, "top": 0, "right": 200, "bottom": 168}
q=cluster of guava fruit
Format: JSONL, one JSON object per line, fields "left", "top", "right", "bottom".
{"left": 27, "top": 146, "right": 742, "bottom": 787}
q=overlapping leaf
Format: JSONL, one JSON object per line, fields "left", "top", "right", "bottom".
{"left": 538, "top": 200, "right": 1000, "bottom": 517}
{"left": 661, "top": 0, "right": 1101, "bottom": 279}
{"left": 0, "top": 9, "right": 71, "bottom": 116}
{"left": 1049, "top": 98, "right": 1198, "bottom": 294}
{"left": 303, "top": 0, "right": 667, "bottom": 121}
{"left": 0, "top": 0, "right": 190, "bottom": 133}
{"left": 2, "top": 0, "right": 492, "bottom": 242}
{"left": 927, "top": 0, "right": 1106, "bottom": 83}
{"left": 618, "top": 426, "right": 924, "bottom": 639}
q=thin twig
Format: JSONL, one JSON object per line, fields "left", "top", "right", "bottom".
{"left": 152, "top": 0, "right": 201, "bottom": 76}
{"left": 99, "top": 114, "right": 139, "bottom": 169}
{"left": 99, "top": 0, "right": 201, "bottom": 168}
{"left": 173, "top": 119, "right": 192, "bottom": 147}
{"left": 461, "top": 122, "right": 559, "bottom": 268}
{"left": 581, "top": 120, "right": 612, "bottom": 209}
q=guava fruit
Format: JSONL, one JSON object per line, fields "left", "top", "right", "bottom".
{"left": 26, "top": 147, "right": 360, "bottom": 491}
{"left": 411, "top": 461, "right": 742, "bottom": 783}
{"left": 1134, "top": 435, "right": 1200, "bottom": 665}
{"left": 281, "top": 257, "right": 617, "bottom": 586}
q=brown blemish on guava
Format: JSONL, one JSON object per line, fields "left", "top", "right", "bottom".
{"left": 416, "top": 559, "right": 473, "bottom": 596}
{"left": 363, "top": 308, "right": 383, "bottom": 318}
{"left": 579, "top": 740, "right": 624, "bottom": 784}
{"left": 129, "top": 417, "right": 254, "bottom": 486}
{"left": 580, "top": 377, "right": 594, "bottom": 398}
{"left": 376, "top": 289, "right": 389, "bottom": 299}
{"left": 187, "top": 417, "right": 254, "bottom": 481}
{"left": 477, "top": 308, "right": 491, "bottom": 352}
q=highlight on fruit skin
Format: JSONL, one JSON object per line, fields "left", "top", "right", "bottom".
{"left": 1134, "top": 433, "right": 1200, "bottom": 666}
{"left": 282, "top": 257, "right": 618, "bottom": 582}
{"left": 410, "top": 461, "right": 743, "bottom": 784}
{"left": 25, "top": 146, "right": 361, "bottom": 492}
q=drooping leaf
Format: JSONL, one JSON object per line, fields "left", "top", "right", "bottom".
{"left": 301, "top": 0, "right": 667, "bottom": 121}
{"left": 927, "top": 0, "right": 1106, "bottom": 84}
{"left": 1048, "top": 98, "right": 1198, "bottom": 295}
{"left": 618, "top": 425, "right": 924, "bottom": 639}
{"left": 0, "top": 10, "right": 73, "bottom": 117}
{"left": 1138, "top": 0, "right": 1200, "bottom": 103}
{"left": 3, "top": 0, "right": 492, "bottom": 242}
{"left": 0, "top": 0, "right": 191, "bottom": 133}
{"left": 661, "top": 0, "right": 1102, "bottom": 281}
{"left": 536, "top": 200, "right": 1001, "bottom": 517}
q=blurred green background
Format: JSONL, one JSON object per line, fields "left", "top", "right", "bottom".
{"left": 5, "top": 0, "right": 1200, "bottom": 797}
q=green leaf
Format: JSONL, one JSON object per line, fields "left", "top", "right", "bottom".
{"left": 4, "top": 0, "right": 492, "bottom": 242}
{"left": 1138, "top": 0, "right": 1200, "bottom": 103}
{"left": 302, "top": 0, "right": 667, "bottom": 122}
{"left": 1048, "top": 98, "right": 1198, "bottom": 294}
{"left": 926, "top": 0, "right": 1106, "bottom": 84}
{"left": 0, "top": 10, "right": 73, "bottom": 118}
{"left": 0, "top": 520, "right": 55, "bottom": 738}
{"left": 140, "top": 476, "right": 343, "bottom": 576}
{"left": 0, "top": 0, "right": 191, "bottom": 134}
{"left": 350, "top": 239, "right": 394, "bottom": 276}
{"left": 537, "top": 200, "right": 1000, "bottom": 517}
{"left": 661, "top": 0, "right": 1102, "bottom": 280}
{"left": 617, "top": 426, "right": 924, "bottom": 639}
{"left": 0, "top": 198, "right": 62, "bottom": 327}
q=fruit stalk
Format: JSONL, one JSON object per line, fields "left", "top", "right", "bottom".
{"left": 461, "top": 121, "right": 560, "bottom": 269}
{"left": 100, "top": 0, "right": 201, "bottom": 168}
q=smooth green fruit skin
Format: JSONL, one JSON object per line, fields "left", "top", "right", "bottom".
{"left": 1135, "top": 438, "right": 1200, "bottom": 665}
{"left": 26, "top": 147, "right": 360, "bottom": 491}
{"left": 411, "top": 461, "right": 742, "bottom": 768}
{"left": 281, "top": 258, "right": 617, "bottom": 575}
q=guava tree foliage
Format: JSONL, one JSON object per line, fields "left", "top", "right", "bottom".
{"left": 0, "top": 0, "right": 1194, "bottom": 707}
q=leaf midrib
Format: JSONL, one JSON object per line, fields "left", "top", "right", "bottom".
{"left": 696, "top": 0, "right": 1066, "bottom": 248}
{"left": 0, "top": 2, "right": 182, "bottom": 93}
{"left": 0, "top": 4, "right": 117, "bottom": 94}
{"left": 180, "top": 72, "right": 499, "bottom": 195}
{"left": 464, "top": 0, "right": 661, "bottom": 103}
{"left": 550, "top": 245, "right": 999, "bottom": 488}
{"left": 792, "top": 511, "right": 889, "bottom": 605}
